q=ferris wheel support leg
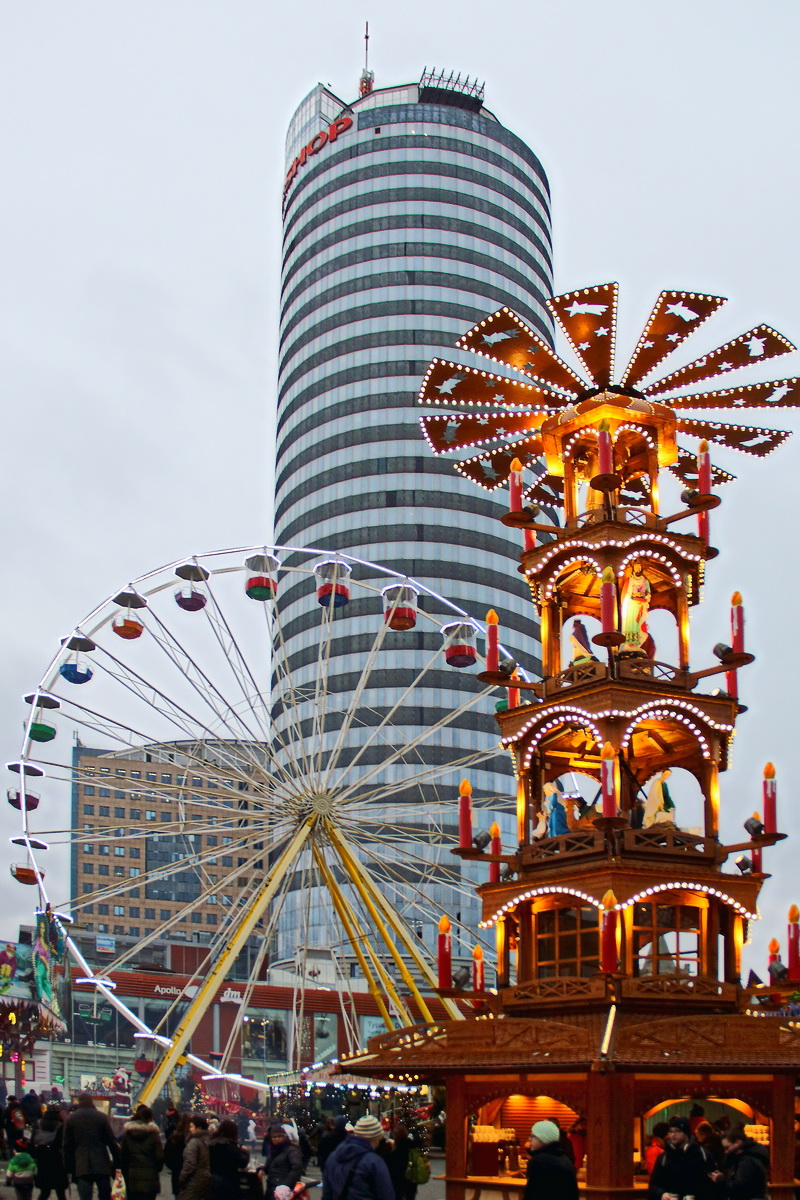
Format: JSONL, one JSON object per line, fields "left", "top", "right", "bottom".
{"left": 137, "top": 817, "right": 316, "bottom": 1107}
{"left": 326, "top": 825, "right": 439, "bottom": 1025}
{"left": 328, "top": 827, "right": 464, "bottom": 1022}
{"left": 312, "top": 848, "right": 396, "bottom": 1032}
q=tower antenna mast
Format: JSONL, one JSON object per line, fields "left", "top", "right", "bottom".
{"left": 359, "top": 21, "right": 374, "bottom": 96}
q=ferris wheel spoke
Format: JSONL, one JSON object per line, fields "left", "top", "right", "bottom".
{"left": 326, "top": 645, "right": 448, "bottom": 788}
{"left": 200, "top": 578, "right": 272, "bottom": 742}
{"left": 137, "top": 606, "right": 275, "bottom": 756}
{"left": 308, "top": 593, "right": 338, "bottom": 786}
{"left": 86, "top": 647, "right": 262, "bottom": 785}
{"left": 267, "top": 596, "right": 318, "bottom": 784}
{"left": 338, "top": 742, "right": 500, "bottom": 812}
{"left": 318, "top": 609, "right": 393, "bottom": 791}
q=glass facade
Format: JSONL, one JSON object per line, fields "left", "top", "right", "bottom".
{"left": 272, "top": 79, "right": 554, "bottom": 962}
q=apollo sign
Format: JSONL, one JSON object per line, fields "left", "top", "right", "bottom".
{"left": 284, "top": 117, "right": 353, "bottom": 194}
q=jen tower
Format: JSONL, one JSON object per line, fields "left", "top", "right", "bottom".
{"left": 272, "top": 70, "right": 554, "bottom": 961}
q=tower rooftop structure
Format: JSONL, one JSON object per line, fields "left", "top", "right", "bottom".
{"left": 342, "top": 282, "right": 800, "bottom": 1200}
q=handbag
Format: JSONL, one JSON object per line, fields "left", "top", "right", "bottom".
{"left": 111, "top": 1169, "right": 127, "bottom": 1200}
{"left": 8, "top": 1172, "right": 36, "bottom": 1186}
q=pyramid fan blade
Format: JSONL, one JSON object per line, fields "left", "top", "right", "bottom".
{"left": 526, "top": 474, "right": 564, "bottom": 506}
{"left": 620, "top": 291, "right": 727, "bottom": 387}
{"left": 644, "top": 325, "right": 796, "bottom": 396}
{"left": 456, "top": 307, "right": 585, "bottom": 396}
{"left": 418, "top": 358, "right": 558, "bottom": 410}
{"left": 419, "top": 411, "right": 546, "bottom": 455}
{"left": 668, "top": 445, "right": 736, "bottom": 487}
{"left": 547, "top": 282, "right": 618, "bottom": 388}
{"left": 453, "top": 437, "right": 543, "bottom": 491}
{"left": 675, "top": 418, "right": 791, "bottom": 458}
{"left": 665, "top": 377, "right": 800, "bottom": 411}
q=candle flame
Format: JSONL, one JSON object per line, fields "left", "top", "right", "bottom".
{"left": 601, "top": 889, "right": 617, "bottom": 909}
{"left": 789, "top": 906, "right": 799, "bottom": 925}
{"left": 472, "top": 945, "right": 484, "bottom": 960}
{"left": 485, "top": 610, "right": 499, "bottom": 625}
{"left": 769, "top": 937, "right": 780, "bottom": 954}
{"left": 601, "top": 566, "right": 615, "bottom": 584}
{"left": 510, "top": 457, "right": 523, "bottom": 474}
{"left": 731, "top": 591, "right": 742, "bottom": 606}
{"left": 438, "top": 915, "right": 451, "bottom": 934}
{"left": 489, "top": 822, "right": 500, "bottom": 838}
{"left": 699, "top": 439, "right": 709, "bottom": 453}
{"left": 764, "top": 762, "right": 776, "bottom": 780}
{"left": 601, "top": 742, "right": 616, "bottom": 760}
{"left": 459, "top": 779, "right": 472, "bottom": 796}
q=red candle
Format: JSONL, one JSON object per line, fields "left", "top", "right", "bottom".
{"left": 523, "top": 528, "right": 536, "bottom": 553}
{"left": 472, "top": 945, "right": 485, "bottom": 993}
{"left": 508, "top": 673, "right": 520, "bottom": 709}
{"left": 600, "top": 567, "right": 617, "bottom": 635}
{"left": 437, "top": 915, "right": 452, "bottom": 988}
{"left": 769, "top": 937, "right": 780, "bottom": 966}
{"left": 697, "top": 440, "right": 711, "bottom": 541}
{"left": 509, "top": 457, "right": 523, "bottom": 512}
{"left": 600, "top": 742, "right": 617, "bottom": 818}
{"left": 727, "top": 591, "right": 743, "bottom": 698}
{"left": 601, "top": 891, "right": 618, "bottom": 973}
{"left": 485, "top": 610, "right": 499, "bottom": 673}
{"left": 763, "top": 762, "right": 777, "bottom": 835}
{"left": 597, "top": 420, "right": 613, "bottom": 475}
{"left": 489, "top": 822, "right": 501, "bottom": 884}
{"left": 788, "top": 907, "right": 800, "bottom": 982}
{"left": 458, "top": 779, "right": 472, "bottom": 849}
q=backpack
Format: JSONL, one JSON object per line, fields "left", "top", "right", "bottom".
{"left": 405, "top": 1148, "right": 431, "bottom": 1185}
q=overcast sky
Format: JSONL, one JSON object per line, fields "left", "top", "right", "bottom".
{"left": 1, "top": 2, "right": 799, "bottom": 974}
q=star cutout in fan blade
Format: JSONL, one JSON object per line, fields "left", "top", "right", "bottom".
{"left": 644, "top": 324, "right": 795, "bottom": 395}
{"left": 547, "top": 283, "right": 618, "bottom": 387}
{"left": 456, "top": 307, "right": 584, "bottom": 395}
{"left": 419, "top": 358, "right": 559, "bottom": 411}
{"left": 419, "top": 411, "right": 543, "bottom": 455}
{"left": 663, "top": 378, "right": 800, "bottom": 411}
{"left": 621, "top": 291, "right": 727, "bottom": 387}
{"left": 453, "top": 438, "right": 543, "bottom": 492}
{"left": 674, "top": 418, "right": 790, "bottom": 458}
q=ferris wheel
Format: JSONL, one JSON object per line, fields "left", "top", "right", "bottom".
{"left": 8, "top": 544, "right": 522, "bottom": 1099}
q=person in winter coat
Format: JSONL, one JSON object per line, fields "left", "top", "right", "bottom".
{"left": 523, "top": 1121, "right": 578, "bottom": 1200}
{"left": 33, "top": 1105, "right": 69, "bottom": 1200}
{"left": 695, "top": 1123, "right": 724, "bottom": 1171}
{"left": 322, "top": 1116, "right": 393, "bottom": 1200}
{"left": 262, "top": 1126, "right": 303, "bottom": 1196}
{"left": 318, "top": 1119, "right": 348, "bottom": 1173}
{"left": 20, "top": 1094, "right": 42, "bottom": 1128}
{"left": 645, "top": 1124, "right": 671, "bottom": 1176}
{"left": 709, "top": 1126, "right": 769, "bottom": 1200}
{"left": 7, "top": 1140, "right": 38, "bottom": 1200}
{"left": 179, "top": 1117, "right": 211, "bottom": 1200}
{"left": 385, "top": 1125, "right": 412, "bottom": 1200}
{"left": 119, "top": 1105, "right": 164, "bottom": 1200}
{"left": 208, "top": 1119, "right": 249, "bottom": 1200}
{"left": 165, "top": 1115, "right": 191, "bottom": 1198}
{"left": 648, "top": 1117, "right": 716, "bottom": 1200}
{"left": 63, "top": 1094, "right": 120, "bottom": 1200}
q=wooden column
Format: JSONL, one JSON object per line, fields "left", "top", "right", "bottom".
{"left": 586, "top": 1070, "right": 635, "bottom": 1200}
{"left": 769, "top": 1073, "right": 796, "bottom": 1200}
{"left": 517, "top": 899, "right": 534, "bottom": 983}
{"left": 445, "top": 1074, "right": 468, "bottom": 1200}
{"left": 676, "top": 588, "right": 690, "bottom": 671}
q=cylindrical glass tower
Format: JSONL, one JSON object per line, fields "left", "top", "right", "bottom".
{"left": 272, "top": 73, "right": 554, "bottom": 966}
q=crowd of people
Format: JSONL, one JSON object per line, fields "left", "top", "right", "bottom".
{"left": 0, "top": 1091, "right": 431, "bottom": 1200}
{"left": 0, "top": 1088, "right": 787, "bottom": 1200}
{"left": 518, "top": 1110, "right": 774, "bottom": 1200}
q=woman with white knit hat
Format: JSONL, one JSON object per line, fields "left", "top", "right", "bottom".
{"left": 524, "top": 1121, "right": 578, "bottom": 1200}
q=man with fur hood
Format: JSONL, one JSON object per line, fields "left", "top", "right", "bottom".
{"left": 119, "top": 1104, "right": 164, "bottom": 1200}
